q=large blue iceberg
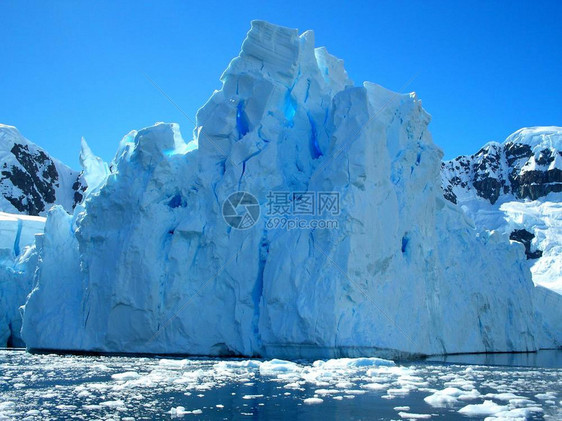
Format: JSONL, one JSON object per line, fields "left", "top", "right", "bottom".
{"left": 20, "top": 21, "right": 561, "bottom": 357}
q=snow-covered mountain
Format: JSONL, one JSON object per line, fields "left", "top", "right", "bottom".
{"left": 0, "top": 124, "right": 84, "bottom": 216}
{"left": 442, "top": 127, "right": 562, "bottom": 294}
{"left": 18, "top": 21, "right": 560, "bottom": 357}
{"left": 442, "top": 127, "right": 562, "bottom": 205}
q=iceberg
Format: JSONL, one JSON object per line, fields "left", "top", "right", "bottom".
{"left": 20, "top": 21, "right": 560, "bottom": 357}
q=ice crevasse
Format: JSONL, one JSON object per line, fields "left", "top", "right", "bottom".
{"left": 21, "top": 21, "right": 561, "bottom": 357}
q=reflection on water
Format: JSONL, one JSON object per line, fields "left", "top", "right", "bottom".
{"left": 425, "top": 350, "right": 562, "bottom": 369}
{"left": 0, "top": 350, "right": 560, "bottom": 420}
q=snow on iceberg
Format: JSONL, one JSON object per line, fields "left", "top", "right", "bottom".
{"left": 20, "top": 21, "right": 557, "bottom": 357}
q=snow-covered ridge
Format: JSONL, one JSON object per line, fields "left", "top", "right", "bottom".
{"left": 441, "top": 127, "right": 562, "bottom": 294}
{"left": 442, "top": 126, "right": 562, "bottom": 205}
{"left": 0, "top": 124, "right": 85, "bottom": 215}
{"left": 506, "top": 126, "right": 562, "bottom": 151}
{"left": 13, "top": 21, "right": 562, "bottom": 356}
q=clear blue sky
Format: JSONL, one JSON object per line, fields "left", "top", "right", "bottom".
{"left": 1, "top": 1, "right": 561, "bottom": 168}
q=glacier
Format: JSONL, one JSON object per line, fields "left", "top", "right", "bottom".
{"left": 17, "top": 21, "right": 562, "bottom": 357}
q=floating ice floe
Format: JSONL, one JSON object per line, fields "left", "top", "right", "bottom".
{"left": 1, "top": 351, "right": 561, "bottom": 419}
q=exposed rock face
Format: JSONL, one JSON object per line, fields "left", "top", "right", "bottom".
{"left": 442, "top": 127, "right": 562, "bottom": 205}
{"left": 509, "top": 229, "right": 543, "bottom": 260}
{"left": 0, "top": 124, "right": 84, "bottom": 216}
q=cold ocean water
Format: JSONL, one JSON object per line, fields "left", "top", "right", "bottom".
{"left": 0, "top": 350, "right": 561, "bottom": 420}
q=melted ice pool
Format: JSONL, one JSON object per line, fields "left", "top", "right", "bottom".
{"left": 0, "top": 350, "right": 561, "bottom": 420}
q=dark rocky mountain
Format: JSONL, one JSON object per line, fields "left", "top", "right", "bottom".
{"left": 442, "top": 127, "right": 562, "bottom": 205}
{"left": 0, "top": 124, "right": 85, "bottom": 216}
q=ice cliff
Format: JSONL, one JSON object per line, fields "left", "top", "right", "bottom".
{"left": 20, "top": 21, "right": 561, "bottom": 357}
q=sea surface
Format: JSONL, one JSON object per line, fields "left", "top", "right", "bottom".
{"left": 0, "top": 350, "right": 561, "bottom": 420}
